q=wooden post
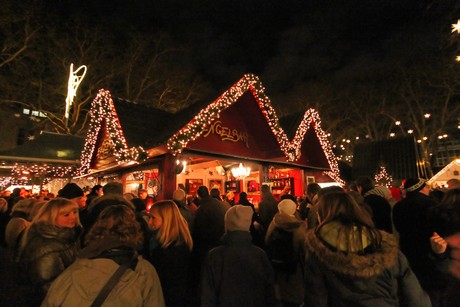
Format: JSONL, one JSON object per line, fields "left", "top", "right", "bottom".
{"left": 159, "top": 153, "right": 177, "bottom": 200}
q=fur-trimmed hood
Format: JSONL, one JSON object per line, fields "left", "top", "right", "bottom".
{"left": 305, "top": 226, "right": 398, "bottom": 278}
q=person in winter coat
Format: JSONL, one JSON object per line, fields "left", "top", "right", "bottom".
{"left": 428, "top": 188, "right": 460, "bottom": 306}
{"left": 18, "top": 198, "right": 82, "bottom": 298}
{"left": 392, "top": 178, "right": 439, "bottom": 294}
{"left": 42, "top": 204, "right": 165, "bottom": 307}
{"left": 148, "top": 200, "right": 193, "bottom": 307}
{"left": 355, "top": 176, "right": 393, "bottom": 233}
{"left": 201, "top": 205, "right": 276, "bottom": 306}
{"left": 304, "top": 191, "right": 431, "bottom": 307}
{"left": 258, "top": 184, "right": 278, "bottom": 233}
{"left": 265, "top": 199, "right": 306, "bottom": 306}
{"left": 5, "top": 198, "right": 36, "bottom": 259}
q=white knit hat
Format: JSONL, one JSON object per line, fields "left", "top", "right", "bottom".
{"left": 225, "top": 205, "right": 253, "bottom": 232}
{"left": 278, "top": 199, "right": 297, "bottom": 216}
{"left": 172, "top": 189, "right": 186, "bottom": 202}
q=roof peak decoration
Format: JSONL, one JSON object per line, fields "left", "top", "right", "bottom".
{"left": 79, "top": 89, "right": 147, "bottom": 175}
{"left": 167, "top": 74, "right": 343, "bottom": 184}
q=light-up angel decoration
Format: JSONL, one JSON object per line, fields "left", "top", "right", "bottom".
{"left": 65, "top": 63, "right": 87, "bottom": 127}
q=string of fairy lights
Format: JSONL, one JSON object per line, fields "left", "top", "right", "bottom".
{"left": 374, "top": 165, "right": 393, "bottom": 188}
{"left": 0, "top": 163, "right": 78, "bottom": 190}
{"left": 167, "top": 74, "right": 344, "bottom": 185}
{"left": 79, "top": 89, "right": 147, "bottom": 175}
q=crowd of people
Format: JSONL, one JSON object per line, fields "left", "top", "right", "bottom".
{"left": 0, "top": 177, "right": 460, "bottom": 306}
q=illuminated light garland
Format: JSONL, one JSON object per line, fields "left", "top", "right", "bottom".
{"left": 167, "top": 74, "right": 344, "bottom": 185}
{"left": 11, "top": 163, "right": 77, "bottom": 178}
{"left": 291, "top": 109, "right": 345, "bottom": 186}
{"left": 374, "top": 165, "right": 393, "bottom": 188}
{"left": 0, "top": 163, "right": 78, "bottom": 189}
{"left": 79, "top": 89, "right": 147, "bottom": 175}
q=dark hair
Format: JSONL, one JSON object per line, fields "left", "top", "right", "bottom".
{"left": 239, "top": 192, "right": 248, "bottom": 202}
{"left": 440, "top": 189, "right": 460, "bottom": 210}
{"left": 90, "top": 184, "right": 103, "bottom": 194}
{"left": 102, "top": 182, "right": 123, "bottom": 195}
{"left": 306, "top": 183, "right": 321, "bottom": 195}
{"left": 280, "top": 193, "right": 297, "bottom": 202}
{"left": 210, "top": 188, "right": 221, "bottom": 200}
{"left": 355, "top": 176, "right": 374, "bottom": 194}
{"left": 197, "top": 186, "right": 209, "bottom": 198}
{"left": 317, "top": 186, "right": 343, "bottom": 198}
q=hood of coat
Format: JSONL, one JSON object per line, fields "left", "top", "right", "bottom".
{"left": 305, "top": 225, "right": 398, "bottom": 278}
{"left": 273, "top": 212, "right": 303, "bottom": 231}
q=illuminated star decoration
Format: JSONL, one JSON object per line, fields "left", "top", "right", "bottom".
{"left": 167, "top": 74, "right": 344, "bottom": 185}
{"left": 452, "top": 20, "right": 460, "bottom": 34}
{"left": 65, "top": 63, "right": 87, "bottom": 126}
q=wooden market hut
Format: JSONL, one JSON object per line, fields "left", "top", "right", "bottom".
{"left": 77, "top": 74, "right": 342, "bottom": 204}
{"left": 0, "top": 131, "right": 84, "bottom": 193}
{"left": 428, "top": 159, "right": 460, "bottom": 188}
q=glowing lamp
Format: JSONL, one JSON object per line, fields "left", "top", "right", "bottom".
{"left": 231, "top": 163, "right": 251, "bottom": 180}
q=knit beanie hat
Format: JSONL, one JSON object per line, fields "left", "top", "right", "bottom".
{"left": 172, "top": 189, "right": 186, "bottom": 202}
{"left": 278, "top": 199, "right": 297, "bottom": 216}
{"left": 404, "top": 178, "right": 426, "bottom": 193}
{"left": 225, "top": 205, "right": 253, "bottom": 232}
{"left": 58, "top": 183, "right": 84, "bottom": 199}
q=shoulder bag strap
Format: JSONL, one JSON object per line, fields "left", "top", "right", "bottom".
{"left": 91, "top": 254, "right": 137, "bottom": 307}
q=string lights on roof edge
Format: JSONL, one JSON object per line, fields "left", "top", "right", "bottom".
{"left": 81, "top": 75, "right": 343, "bottom": 185}
{"left": 79, "top": 89, "right": 147, "bottom": 175}
{"left": 167, "top": 74, "right": 343, "bottom": 185}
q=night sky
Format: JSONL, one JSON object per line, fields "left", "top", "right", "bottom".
{"left": 46, "top": 0, "right": 457, "bottom": 111}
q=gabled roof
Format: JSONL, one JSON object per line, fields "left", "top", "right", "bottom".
{"left": 80, "top": 74, "right": 342, "bottom": 183}
{"left": 428, "top": 159, "right": 460, "bottom": 184}
{"left": 0, "top": 131, "right": 83, "bottom": 186}
{"left": 167, "top": 74, "right": 341, "bottom": 182}
{"left": 0, "top": 131, "right": 83, "bottom": 163}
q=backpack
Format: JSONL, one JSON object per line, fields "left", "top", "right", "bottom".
{"left": 266, "top": 227, "right": 297, "bottom": 275}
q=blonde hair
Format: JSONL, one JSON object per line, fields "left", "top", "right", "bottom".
{"left": 150, "top": 200, "right": 193, "bottom": 251}
{"left": 19, "top": 198, "right": 80, "bottom": 257}
{"left": 85, "top": 205, "right": 143, "bottom": 247}
{"left": 31, "top": 198, "right": 81, "bottom": 226}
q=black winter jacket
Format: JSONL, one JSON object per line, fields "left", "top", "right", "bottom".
{"left": 19, "top": 223, "right": 81, "bottom": 290}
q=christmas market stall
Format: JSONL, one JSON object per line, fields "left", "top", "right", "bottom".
{"left": 77, "top": 74, "right": 342, "bottom": 207}
{"left": 0, "top": 131, "right": 84, "bottom": 194}
{"left": 428, "top": 159, "right": 460, "bottom": 188}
